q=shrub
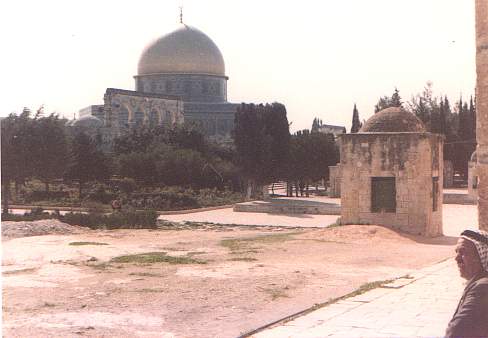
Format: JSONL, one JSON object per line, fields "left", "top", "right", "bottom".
{"left": 62, "top": 210, "right": 158, "bottom": 229}
{"left": 1, "top": 212, "right": 56, "bottom": 222}
{"left": 123, "top": 187, "right": 245, "bottom": 211}
{"left": 111, "top": 178, "right": 137, "bottom": 194}
{"left": 25, "top": 190, "right": 70, "bottom": 203}
{"left": 195, "top": 188, "right": 245, "bottom": 207}
{"left": 80, "top": 200, "right": 108, "bottom": 213}
{"left": 126, "top": 190, "right": 199, "bottom": 211}
{"left": 84, "top": 184, "right": 116, "bottom": 204}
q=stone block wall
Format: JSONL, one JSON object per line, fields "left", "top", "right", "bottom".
{"left": 476, "top": 0, "right": 488, "bottom": 230}
{"left": 340, "top": 133, "right": 443, "bottom": 237}
{"left": 328, "top": 165, "right": 342, "bottom": 197}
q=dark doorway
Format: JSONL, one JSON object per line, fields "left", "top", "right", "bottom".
{"left": 371, "top": 177, "right": 396, "bottom": 212}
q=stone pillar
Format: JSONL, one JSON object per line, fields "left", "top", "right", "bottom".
{"left": 476, "top": 0, "right": 488, "bottom": 230}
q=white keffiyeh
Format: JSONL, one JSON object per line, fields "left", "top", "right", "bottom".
{"left": 461, "top": 229, "right": 488, "bottom": 272}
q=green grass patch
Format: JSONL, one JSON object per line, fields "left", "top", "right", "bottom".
{"left": 220, "top": 232, "right": 300, "bottom": 253}
{"left": 187, "top": 251, "right": 207, "bottom": 256}
{"left": 133, "top": 288, "right": 165, "bottom": 293}
{"left": 88, "top": 262, "right": 112, "bottom": 270}
{"left": 259, "top": 286, "right": 290, "bottom": 300}
{"left": 229, "top": 257, "right": 258, "bottom": 262}
{"left": 69, "top": 241, "right": 109, "bottom": 246}
{"left": 62, "top": 210, "right": 158, "bottom": 230}
{"left": 128, "top": 272, "right": 164, "bottom": 277}
{"left": 3, "top": 268, "right": 38, "bottom": 275}
{"left": 110, "top": 252, "right": 206, "bottom": 265}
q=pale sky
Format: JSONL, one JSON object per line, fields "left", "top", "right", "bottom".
{"left": 0, "top": 0, "right": 476, "bottom": 132}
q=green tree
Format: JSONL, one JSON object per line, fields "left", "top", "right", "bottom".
{"left": 311, "top": 117, "right": 323, "bottom": 133}
{"left": 118, "top": 151, "right": 158, "bottom": 185}
{"left": 285, "top": 130, "right": 339, "bottom": 196}
{"left": 1, "top": 110, "right": 38, "bottom": 210}
{"left": 34, "top": 114, "right": 69, "bottom": 192}
{"left": 157, "top": 148, "right": 207, "bottom": 187}
{"left": 263, "top": 103, "right": 291, "bottom": 182}
{"left": 168, "top": 124, "right": 206, "bottom": 153}
{"left": 374, "top": 88, "right": 403, "bottom": 113}
{"left": 458, "top": 97, "right": 469, "bottom": 141}
{"left": 112, "top": 126, "right": 158, "bottom": 155}
{"left": 65, "top": 132, "right": 111, "bottom": 198}
{"left": 351, "top": 104, "right": 361, "bottom": 133}
{"left": 469, "top": 96, "right": 476, "bottom": 142}
{"left": 234, "top": 102, "right": 290, "bottom": 198}
{"left": 439, "top": 99, "right": 447, "bottom": 136}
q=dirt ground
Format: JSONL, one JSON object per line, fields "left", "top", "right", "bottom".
{"left": 1, "top": 219, "right": 459, "bottom": 338}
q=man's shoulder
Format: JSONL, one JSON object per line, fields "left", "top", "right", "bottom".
{"left": 469, "top": 274, "right": 488, "bottom": 293}
{"left": 474, "top": 273, "right": 488, "bottom": 284}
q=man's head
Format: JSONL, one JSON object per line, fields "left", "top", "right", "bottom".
{"left": 455, "top": 230, "right": 488, "bottom": 280}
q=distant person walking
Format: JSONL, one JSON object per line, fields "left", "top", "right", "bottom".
{"left": 445, "top": 229, "right": 488, "bottom": 337}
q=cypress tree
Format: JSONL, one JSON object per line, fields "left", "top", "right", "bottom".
{"left": 439, "top": 99, "right": 447, "bottom": 136}
{"left": 311, "top": 118, "right": 319, "bottom": 133}
{"left": 469, "top": 96, "right": 476, "bottom": 141}
{"left": 391, "top": 88, "right": 402, "bottom": 107}
{"left": 351, "top": 104, "right": 361, "bottom": 133}
{"left": 458, "top": 96, "right": 467, "bottom": 140}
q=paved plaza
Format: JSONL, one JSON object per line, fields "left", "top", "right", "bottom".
{"left": 251, "top": 259, "right": 463, "bottom": 337}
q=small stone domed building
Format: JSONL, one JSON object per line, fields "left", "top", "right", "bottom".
{"left": 340, "top": 107, "right": 444, "bottom": 236}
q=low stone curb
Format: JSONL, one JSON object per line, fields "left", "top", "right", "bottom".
{"left": 8, "top": 204, "right": 236, "bottom": 215}
{"left": 157, "top": 204, "right": 235, "bottom": 215}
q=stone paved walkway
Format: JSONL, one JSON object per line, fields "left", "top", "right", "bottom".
{"left": 160, "top": 207, "right": 340, "bottom": 228}
{"left": 251, "top": 258, "right": 464, "bottom": 337}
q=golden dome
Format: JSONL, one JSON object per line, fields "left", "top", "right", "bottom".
{"left": 137, "top": 25, "right": 225, "bottom": 77}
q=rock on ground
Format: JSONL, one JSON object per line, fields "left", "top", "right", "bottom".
{"left": 1, "top": 219, "right": 85, "bottom": 239}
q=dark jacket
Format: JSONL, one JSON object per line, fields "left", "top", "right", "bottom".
{"left": 445, "top": 272, "right": 488, "bottom": 338}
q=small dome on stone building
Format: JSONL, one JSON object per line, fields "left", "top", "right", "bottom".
{"left": 138, "top": 25, "right": 225, "bottom": 77}
{"left": 359, "top": 107, "right": 426, "bottom": 133}
{"left": 72, "top": 115, "right": 103, "bottom": 129}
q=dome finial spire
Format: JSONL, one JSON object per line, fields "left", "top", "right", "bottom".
{"left": 179, "top": 6, "right": 183, "bottom": 24}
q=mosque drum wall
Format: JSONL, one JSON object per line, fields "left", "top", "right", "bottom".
{"left": 340, "top": 133, "right": 443, "bottom": 237}
{"left": 135, "top": 74, "right": 227, "bottom": 103}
